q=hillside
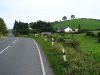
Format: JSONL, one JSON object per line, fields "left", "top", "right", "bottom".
{"left": 52, "top": 18, "right": 100, "bottom": 30}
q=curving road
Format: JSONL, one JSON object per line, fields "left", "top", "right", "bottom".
{"left": 0, "top": 37, "right": 54, "bottom": 75}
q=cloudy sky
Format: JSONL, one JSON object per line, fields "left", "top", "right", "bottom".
{"left": 0, "top": 0, "right": 100, "bottom": 29}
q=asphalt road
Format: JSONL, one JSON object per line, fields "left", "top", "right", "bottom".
{"left": 0, "top": 37, "right": 54, "bottom": 75}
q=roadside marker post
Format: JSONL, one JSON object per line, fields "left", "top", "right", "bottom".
{"left": 62, "top": 48, "right": 67, "bottom": 62}
{"left": 35, "top": 34, "right": 38, "bottom": 36}
{"left": 41, "top": 34, "right": 43, "bottom": 37}
{"left": 34, "top": 34, "right": 36, "bottom": 36}
{"left": 45, "top": 36, "right": 47, "bottom": 41}
{"left": 52, "top": 37, "right": 54, "bottom": 46}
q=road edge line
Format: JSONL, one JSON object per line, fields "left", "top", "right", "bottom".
{"left": 0, "top": 46, "right": 10, "bottom": 54}
{"left": 33, "top": 39, "right": 46, "bottom": 75}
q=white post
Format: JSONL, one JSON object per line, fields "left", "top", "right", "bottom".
{"left": 62, "top": 48, "right": 67, "bottom": 62}
{"left": 41, "top": 34, "right": 43, "bottom": 37}
{"left": 52, "top": 38, "right": 54, "bottom": 41}
{"left": 35, "top": 34, "right": 36, "bottom": 36}
{"left": 52, "top": 38, "right": 54, "bottom": 46}
{"left": 35, "top": 34, "right": 38, "bottom": 36}
{"left": 52, "top": 42, "right": 54, "bottom": 46}
{"left": 45, "top": 36, "right": 47, "bottom": 41}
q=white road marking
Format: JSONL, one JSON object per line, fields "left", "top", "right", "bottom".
{"left": 33, "top": 40, "right": 46, "bottom": 75}
{"left": 0, "top": 46, "right": 10, "bottom": 54}
{"left": 12, "top": 40, "right": 16, "bottom": 43}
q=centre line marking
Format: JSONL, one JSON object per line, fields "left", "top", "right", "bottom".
{"left": 0, "top": 46, "right": 10, "bottom": 54}
{"left": 33, "top": 40, "right": 46, "bottom": 75}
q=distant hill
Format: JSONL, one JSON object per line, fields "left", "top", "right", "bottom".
{"left": 52, "top": 18, "right": 100, "bottom": 31}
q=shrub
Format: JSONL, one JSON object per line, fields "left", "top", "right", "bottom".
{"left": 98, "top": 38, "right": 100, "bottom": 43}
{"left": 65, "top": 39, "right": 80, "bottom": 51}
{"left": 14, "top": 33, "right": 20, "bottom": 36}
{"left": 80, "top": 29, "right": 89, "bottom": 33}
{"left": 0, "top": 32, "right": 3, "bottom": 36}
{"left": 53, "top": 43, "right": 63, "bottom": 51}
{"left": 97, "top": 32, "right": 100, "bottom": 43}
{"left": 57, "top": 37, "right": 65, "bottom": 42}
{"left": 97, "top": 32, "right": 100, "bottom": 37}
{"left": 96, "top": 28, "right": 100, "bottom": 30}
{"left": 86, "top": 31, "right": 96, "bottom": 37}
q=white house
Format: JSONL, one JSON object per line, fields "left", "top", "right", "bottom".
{"left": 74, "top": 29, "right": 78, "bottom": 32}
{"left": 64, "top": 27, "right": 73, "bottom": 32}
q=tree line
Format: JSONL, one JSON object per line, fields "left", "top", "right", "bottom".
{"left": 13, "top": 20, "right": 54, "bottom": 35}
{"left": 0, "top": 18, "right": 7, "bottom": 36}
{"left": 13, "top": 20, "right": 30, "bottom": 35}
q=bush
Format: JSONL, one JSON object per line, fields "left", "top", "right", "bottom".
{"left": 57, "top": 37, "right": 65, "bottom": 42}
{"left": 65, "top": 39, "right": 80, "bottom": 51}
{"left": 98, "top": 37, "right": 100, "bottom": 43}
{"left": 96, "top": 28, "right": 100, "bottom": 30}
{"left": 0, "top": 33, "right": 3, "bottom": 36}
{"left": 80, "top": 29, "right": 89, "bottom": 33}
{"left": 97, "top": 32, "right": 100, "bottom": 43}
{"left": 86, "top": 31, "right": 96, "bottom": 37}
{"left": 14, "top": 33, "right": 20, "bottom": 37}
{"left": 97, "top": 32, "right": 100, "bottom": 37}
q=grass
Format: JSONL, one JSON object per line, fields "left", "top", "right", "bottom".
{"left": 56, "top": 33, "right": 100, "bottom": 75}
{"left": 52, "top": 18, "right": 100, "bottom": 30}
{"left": 23, "top": 34, "right": 100, "bottom": 75}
{"left": 19, "top": 18, "right": 100, "bottom": 75}
{"left": 0, "top": 36, "right": 6, "bottom": 40}
{"left": 72, "top": 34, "right": 100, "bottom": 62}
{"left": 29, "top": 35, "right": 65, "bottom": 75}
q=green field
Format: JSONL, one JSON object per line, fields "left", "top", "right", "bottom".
{"left": 63, "top": 33, "right": 100, "bottom": 62}
{"left": 52, "top": 18, "right": 100, "bottom": 30}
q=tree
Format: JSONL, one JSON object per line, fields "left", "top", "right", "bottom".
{"left": 62, "top": 16, "right": 67, "bottom": 21}
{"left": 13, "top": 20, "right": 30, "bottom": 35}
{"left": 30, "top": 20, "right": 54, "bottom": 33}
{"left": 71, "top": 15, "right": 75, "bottom": 19}
{"left": 78, "top": 24, "right": 81, "bottom": 33}
{"left": 0, "top": 18, "right": 7, "bottom": 35}
{"left": 97, "top": 32, "right": 100, "bottom": 43}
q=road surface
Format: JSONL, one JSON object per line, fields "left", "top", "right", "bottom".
{"left": 0, "top": 37, "right": 54, "bottom": 75}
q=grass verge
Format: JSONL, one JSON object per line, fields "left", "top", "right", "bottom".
{"left": 32, "top": 35, "right": 65, "bottom": 75}
{"left": 22, "top": 34, "right": 100, "bottom": 75}
{"left": 0, "top": 36, "right": 6, "bottom": 40}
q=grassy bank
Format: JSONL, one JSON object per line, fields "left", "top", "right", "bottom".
{"left": 0, "top": 36, "right": 6, "bottom": 40}
{"left": 29, "top": 35, "right": 65, "bottom": 75}
{"left": 25, "top": 34, "right": 100, "bottom": 75}
{"left": 60, "top": 34, "right": 100, "bottom": 75}
{"left": 74, "top": 34, "right": 100, "bottom": 62}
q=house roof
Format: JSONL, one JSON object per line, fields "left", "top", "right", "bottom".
{"left": 62, "top": 27, "right": 72, "bottom": 30}
{"left": 58, "top": 27, "right": 72, "bottom": 32}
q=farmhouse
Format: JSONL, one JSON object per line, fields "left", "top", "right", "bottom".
{"left": 58, "top": 27, "right": 73, "bottom": 33}
{"left": 64, "top": 27, "right": 73, "bottom": 32}
{"left": 58, "top": 27, "right": 80, "bottom": 33}
{"left": 74, "top": 29, "right": 78, "bottom": 32}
